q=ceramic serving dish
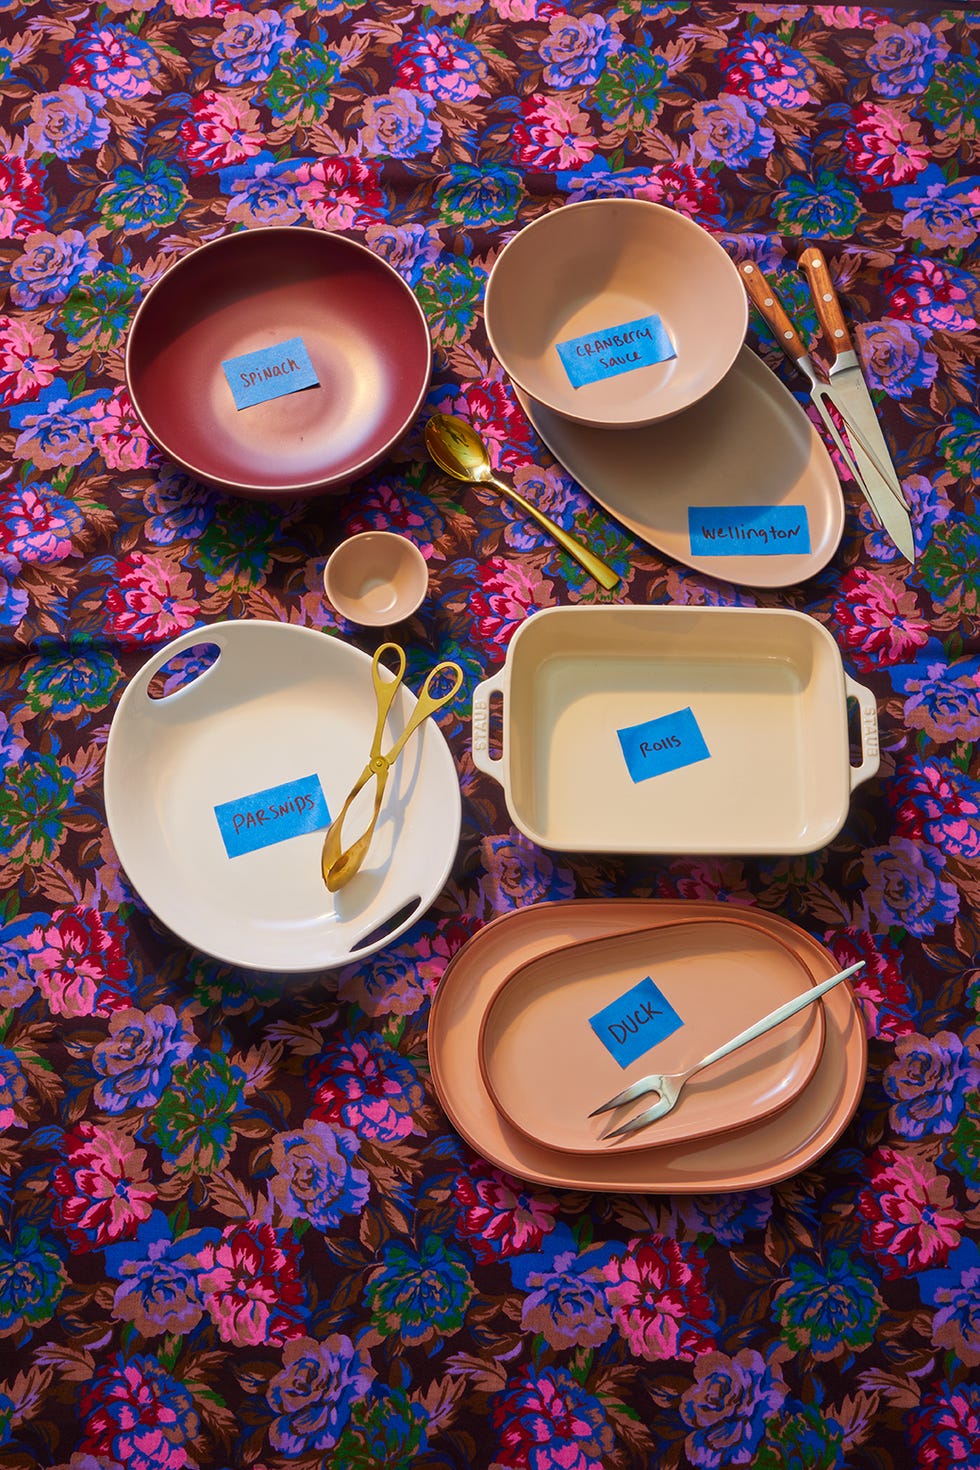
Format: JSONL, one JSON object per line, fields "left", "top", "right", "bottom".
{"left": 323, "top": 532, "right": 429, "bottom": 627}
{"left": 125, "top": 227, "right": 432, "bottom": 500}
{"left": 514, "top": 345, "right": 845, "bottom": 588}
{"left": 483, "top": 199, "right": 747, "bottom": 428}
{"left": 478, "top": 916, "right": 825, "bottom": 1154}
{"left": 103, "top": 620, "right": 461, "bottom": 971}
{"left": 428, "top": 899, "right": 868, "bottom": 1194}
{"left": 472, "top": 605, "right": 879, "bottom": 855}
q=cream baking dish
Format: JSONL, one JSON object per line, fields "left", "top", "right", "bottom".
{"left": 471, "top": 606, "right": 878, "bottom": 854}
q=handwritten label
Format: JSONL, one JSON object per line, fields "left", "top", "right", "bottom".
{"left": 688, "top": 505, "right": 811, "bottom": 557}
{"left": 556, "top": 313, "right": 675, "bottom": 388}
{"left": 222, "top": 336, "right": 319, "bottom": 410}
{"left": 617, "top": 706, "right": 710, "bottom": 784}
{"left": 214, "top": 773, "right": 330, "bottom": 858}
{"left": 589, "top": 975, "right": 683, "bottom": 1068}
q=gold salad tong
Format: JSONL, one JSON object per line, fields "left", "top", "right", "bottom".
{"left": 321, "top": 642, "right": 463, "bottom": 892}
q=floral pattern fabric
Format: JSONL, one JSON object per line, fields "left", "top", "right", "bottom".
{"left": 1, "top": 2, "right": 979, "bottom": 1467}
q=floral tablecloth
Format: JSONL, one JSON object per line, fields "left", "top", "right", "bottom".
{"left": 2, "top": 3, "right": 979, "bottom": 1467}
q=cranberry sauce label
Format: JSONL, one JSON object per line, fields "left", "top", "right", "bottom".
{"left": 555, "top": 314, "right": 675, "bottom": 388}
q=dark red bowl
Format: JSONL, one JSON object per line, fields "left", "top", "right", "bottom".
{"left": 125, "top": 226, "right": 432, "bottom": 501}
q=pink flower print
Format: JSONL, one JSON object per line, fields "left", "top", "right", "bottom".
{"left": 467, "top": 557, "right": 540, "bottom": 657}
{"left": 722, "top": 34, "right": 816, "bottom": 108}
{"left": 103, "top": 551, "right": 200, "bottom": 647}
{"left": 177, "top": 90, "right": 265, "bottom": 177}
{"left": 295, "top": 157, "right": 386, "bottom": 232}
{"left": 28, "top": 907, "right": 132, "bottom": 1018}
{"left": 52, "top": 1122, "right": 157, "bottom": 1252}
{"left": 885, "top": 257, "right": 979, "bottom": 334}
{"left": 843, "top": 102, "right": 930, "bottom": 188}
{"left": 0, "top": 155, "right": 48, "bottom": 240}
{"left": 197, "top": 1221, "right": 307, "bottom": 1346}
{"left": 1, "top": 483, "right": 83, "bottom": 564}
{"left": 635, "top": 163, "right": 724, "bottom": 224}
{"left": 602, "top": 1237, "right": 717, "bottom": 1361}
{"left": 0, "top": 317, "right": 57, "bottom": 406}
{"left": 453, "top": 1164, "right": 560, "bottom": 1263}
{"left": 832, "top": 567, "right": 929, "bottom": 671}
{"left": 857, "top": 1146, "right": 962, "bottom": 1278}
{"left": 311, "top": 1034, "right": 425, "bottom": 1142}
{"left": 65, "top": 24, "right": 163, "bottom": 100}
{"left": 513, "top": 94, "right": 596, "bottom": 170}
{"left": 89, "top": 388, "right": 153, "bottom": 470}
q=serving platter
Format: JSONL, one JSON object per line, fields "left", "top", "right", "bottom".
{"left": 428, "top": 899, "right": 867, "bottom": 1193}
{"left": 477, "top": 917, "right": 825, "bottom": 1154}
{"left": 104, "top": 620, "right": 461, "bottom": 971}
{"left": 514, "top": 345, "right": 845, "bottom": 587}
{"left": 472, "top": 605, "right": 879, "bottom": 855}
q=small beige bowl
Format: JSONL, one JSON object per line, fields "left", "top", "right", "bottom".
{"left": 323, "top": 532, "right": 428, "bottom": 626}
{"left": 483, "top": 198, "right": 747, "bottom": 429}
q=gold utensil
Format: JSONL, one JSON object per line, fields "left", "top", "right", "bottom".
{"left": 424, "top": 413, "right": 621, "bottom": 591}
{"left": 321, "top": 642, "right": 463, "bottom": 892}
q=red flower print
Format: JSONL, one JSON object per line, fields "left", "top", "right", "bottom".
{"left": 197, "top": 1221, "right": 307, "bottom": 1346}
{"left": 453, "top": 1164, "right": 560, "bottom": 1263}
{"left": 602, "top": 1236, "right": 717, "bottom": 1361}
{"left": 0, "top": 317, "right": 57, "bottom": 406}
{"left": 177, "top": 90, "right": 264, "bottom": 176}
{"left": 0, "top": 155, "right": 48, "bottom": 239}
{"left": 843, "top": 102, "right": 930, "bottom": 188}
{"left": 832, "top": 567, "right": 929, "bottom": 671}
{"left": 857, "top": 1146, "right": 962, "bottom": 1279}
{"left": 103, "top": 551, "right": 200, "bottom": 647}
{"left": 295, "top": 157, "right": 385, "bottom": 231}
{"left": 28, "top": 906, "right": 132, "bottom": 1018}
{"left": 827, "top": 928, "right": 914, "bottom": 1040}
{"left": 467, "top": 558, "right": 539, "bottom": 657}
{"left": 636, "top": 163, "right": 724, "bottom": 224}
{"left": 52, "top": 1122, "right": 157, "bottom": 1252}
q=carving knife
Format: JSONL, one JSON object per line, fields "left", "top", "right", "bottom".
{"left": 739, "top": 260, "right": 916, "bottom": 563}
{"left": 799, "top": 246, "right": 910, "bottom": 511}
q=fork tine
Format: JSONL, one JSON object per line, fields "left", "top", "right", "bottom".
{"left": 604, "top": 1096, "right": 673, "bottom": 1140}
{"left": 588, "top": 1075, "right": 659, "bottom": 1117}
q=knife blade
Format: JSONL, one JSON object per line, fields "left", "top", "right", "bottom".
{"left": 799, "top": 246, "right": 910, "bottom": 511}
{"left": 738, "top": 261, "right": 916, "bottom": 563}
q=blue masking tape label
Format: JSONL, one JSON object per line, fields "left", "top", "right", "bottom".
{"left": 617, "top": 706, "right": 710, "bottom": 784}
{"left": 556, "top": 313, "right": 675, "bottom": 388}
{"left": 214, "top": 773, "right": 330, "bottom": 858}
{"left": 589, "top": 975, "right": 684, "bottom": 1069}
{"left": 688, "top": 504, "right": 811, "bottom": 557}
{"left": 222, "top": 336, "right": 319, "bottom": 410}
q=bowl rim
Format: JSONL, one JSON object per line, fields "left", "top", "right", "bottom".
{"left": 124, "top": 224, "right": 433, "bottom": 497}
{"left": 483, "top": 197, "right": 748, "bottom": 429}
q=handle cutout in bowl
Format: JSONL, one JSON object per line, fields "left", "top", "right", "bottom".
{"left": 350, "top": 896, "right": 423, "bottom": 955}
{"left": 146, "top": 642, "right": 222, "bottom": 700}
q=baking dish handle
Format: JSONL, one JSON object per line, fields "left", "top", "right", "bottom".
{"left": 845, "top": 674, "right": 880, "bottom": 791}
{"left": 471, "top": 668, "right": 505, "bottom": 779}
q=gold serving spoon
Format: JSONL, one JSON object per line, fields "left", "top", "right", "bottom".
{"left": 321, "top": 642, "right": 463, "bottom": 892}
{"left": 424, "top": 413, "right": 621, "bottom": 591}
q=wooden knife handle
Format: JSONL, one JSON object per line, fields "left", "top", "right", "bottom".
{"left": 798, "top": 247, "right": 855, "bottom": 354}
{"left": 738, "top": 261, "right": 809, "bottom": 363}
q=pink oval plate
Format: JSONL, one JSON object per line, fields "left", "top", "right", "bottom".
{"left": 428, "top": 899, "right": 867, "bottom": 1194}
{"left": 477, "top": 916, "right": 824, "bottom": 1155}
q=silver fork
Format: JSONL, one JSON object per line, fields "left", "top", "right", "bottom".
{"left": 589, "top": 961, "right": 865, "bottom": 1142}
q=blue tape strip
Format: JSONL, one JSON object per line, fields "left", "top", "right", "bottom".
{"left": 688, "top": 504, "right": 811, "bottom": 556}
{"left": 222, "top": 336, "right": 319, "bottom": 410}
{"left": 214, "top": 773, "right": 330, "bottom": 858}
{"left": 555, "top": 313, "right": 675, "bottom": 388}
{"left": 589, "top": 975, "right": 684, "bottom": 1068}
{"left": 617, "top": 706, "right": 710, "bottom": 784}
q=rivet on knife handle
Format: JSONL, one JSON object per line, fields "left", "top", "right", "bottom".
{"left": 798, "top": 247, "right": 854, "bottom": 355}
{"left": 739, "top": 261, "right": 809, "bottom": 363}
